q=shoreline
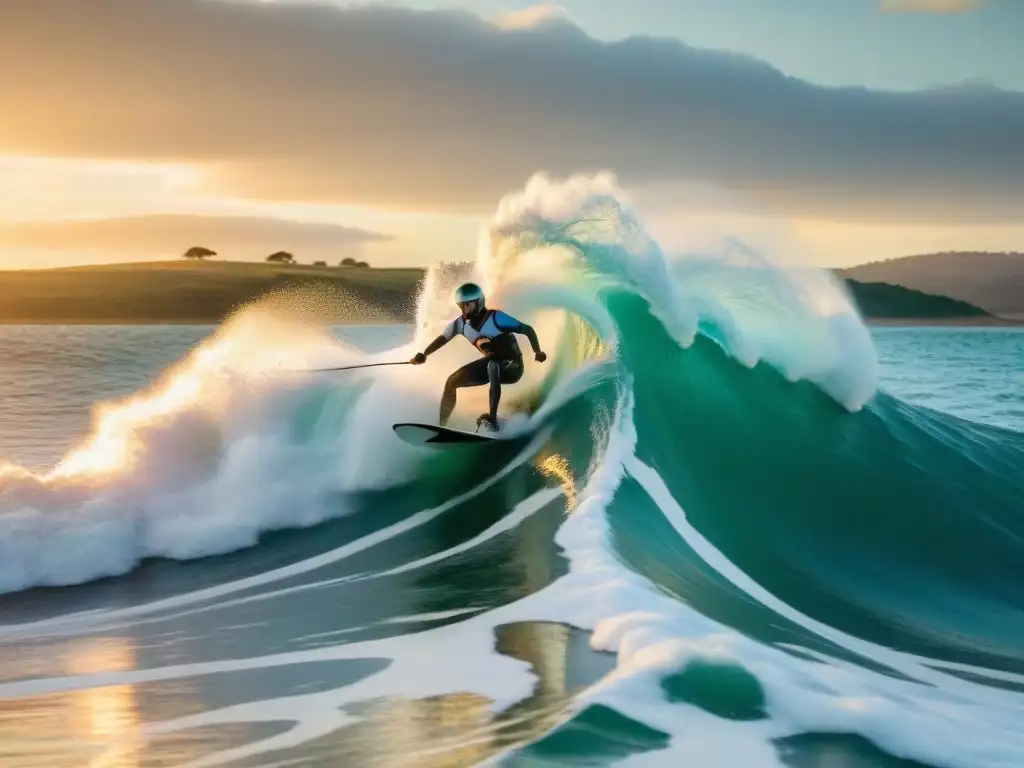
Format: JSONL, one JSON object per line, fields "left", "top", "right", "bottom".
{"left": 866, "top": 316, "right": 1024, "bottom": 327}
{"left": 0, "top": 317, "right": 412, "bottom": 326}
{"left": 0, "top": 260, "right": 1016, "bottom": 329}
{"left": 0, "top": 316, "right": 1019, "bottom": 328}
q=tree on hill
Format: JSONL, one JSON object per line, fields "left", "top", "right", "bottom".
{"left": 340, "top": 257, "right": 370, "bottom": 267}
{"left": 183, "top": 246, "right": 217, "bottom": 260}
{"left": 266, "top": 251, "right": 295, "bottom": 264}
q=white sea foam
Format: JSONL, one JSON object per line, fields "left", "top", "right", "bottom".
{"left": 486, "top": 172, "right": 878, "bottom": 410}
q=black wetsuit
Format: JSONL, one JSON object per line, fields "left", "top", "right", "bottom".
{"left": 423, "top": 308, "right": 539, "bottom": 426}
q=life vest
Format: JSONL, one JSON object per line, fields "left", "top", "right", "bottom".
{"left": 445, "top": 309, "right": 523, "bottom": 360}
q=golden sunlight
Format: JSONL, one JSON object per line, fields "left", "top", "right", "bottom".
{"left": 51, "top": 367, "right": 207, "bottom": 479}
{"left": 48, "top": 330, "right": 249, "bottom": 480}
{"left": 536, "top": 452, "right": 578, "bottom": 511}
{"left": 65, "top": 638, "right": 141, "bottom": 768}
{"left": 0, "top": 155, "right": 202, "bottom": 222}
{"left": 48, "top": 309, "right": 344, "bottom": 480}
{"left": 0, "top": 154, "right": 483, "bottom": 269}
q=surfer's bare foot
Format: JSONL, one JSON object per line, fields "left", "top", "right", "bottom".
{"left": 476, "top": 413, "right": 499, "bottom": 433}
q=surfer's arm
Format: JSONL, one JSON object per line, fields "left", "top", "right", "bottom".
{"left": 495, "top": 311, "right": 545, "bottom": 360}
{"left": 410, "top": 334, "right": 448, "bottom": 364}
{"left": 518, "top": 323, "right": 542, "bottom": 355}
{"left": 423, "top": 334, "right": 450, "bottom": 356}
{"left": 411, "top": 321, "right": 456, "bottom": 364}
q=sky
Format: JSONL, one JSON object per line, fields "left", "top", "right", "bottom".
{"left": 0, "top": 0, "right": 1022, "bottom": 269}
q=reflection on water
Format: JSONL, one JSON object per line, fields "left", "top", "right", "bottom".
{"left": 263, "top": 621, "right": 580, "bottom": 768}
{"left": 536, "top": 452, "right": 578, "bottom": 512}
{"left": 0, "top": 524, "right": 587, "bottom": 766}
{"left": 0, "top": 490, "right": 596, "bottom": 767}
{"left": 348, "top": 693, "right": 496, "bottom": 768}
{"left": 0, "top": 398, "right": 610, "bottom": 766}
{"left": 0, "top": 637, "right": 141, "bottom": 768}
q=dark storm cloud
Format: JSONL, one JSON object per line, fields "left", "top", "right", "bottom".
{"left": 1, "top": 0, "right": 1021, "bottom": 223}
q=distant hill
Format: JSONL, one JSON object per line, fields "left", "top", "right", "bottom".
{"left": 0, "top": 260, "right": 1003, "bottom": 325}
{"left": 0, "top": 261, "right": 424, "bottom": 324}
{"left": 844, "top": 279, "right": 990, "bottom": 320}
{"left": 839, "top": 252, "right": 1024, "bottom": 318}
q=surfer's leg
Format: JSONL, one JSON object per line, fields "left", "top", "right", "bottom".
{"left": 440, "top": 358, "right": 491, "bottom": 425}
{"left": 502, "top": 359, "right": 525, "bottom": 384}
{"left": 486, "top": 358, "right": 525, "bottom": 422}
{"left": 486, "top": 360, "right": 501, "bottom": 420}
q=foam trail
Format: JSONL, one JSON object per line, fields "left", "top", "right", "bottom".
{"left": 0, "top": 426, "right": 553, "bottom": 639}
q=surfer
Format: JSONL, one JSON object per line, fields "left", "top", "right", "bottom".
{"left": 409, "top": 282, "right": 547, "bottom": 432}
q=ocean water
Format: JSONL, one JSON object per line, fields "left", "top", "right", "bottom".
{"left": 0, "top": 175, "right": 1022, "bottom": 768}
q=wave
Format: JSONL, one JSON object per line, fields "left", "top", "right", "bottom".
{"left": 0, "top": 172, "right": 1021, "bottom": 767}
{"left": 0, "top": 311, "right": 435, "bottom": 592}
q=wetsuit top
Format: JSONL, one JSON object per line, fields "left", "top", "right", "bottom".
{"left": 441, "top": 309, "right": 524, "bottom": 361}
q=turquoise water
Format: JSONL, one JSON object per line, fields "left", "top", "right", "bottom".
{"left": 0, "top": 179, "right": 1021, "bottom": 767}
{"left": 873, "top": 327, "right": 1024, "bottom": 433}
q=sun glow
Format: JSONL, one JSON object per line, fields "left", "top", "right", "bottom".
{"left": 0, "top": 155, "right": 204, "bottom": 222}
{"left": 64, "top": 638, "right": 141, "bottom": 768}
{"left": 48, "top": 309, "right": 334, "bottom": 481}
{"left": 51, "top": 362, "right": 210, "bottom": 479}
{"left": 536, "top": 452, "right": 577, "bottom": 511}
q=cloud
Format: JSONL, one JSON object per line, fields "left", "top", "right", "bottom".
{"left": 0, "top": 0, "right": 1021, "bottom": 224}
{"left": 494, "top": 3, "right": 568, "bottom": 30}
{"left": 879, "top": 0, "right": 983, "bottom": 12}
{"left": 0, "top": 214, "right": 391, "bottom": 258}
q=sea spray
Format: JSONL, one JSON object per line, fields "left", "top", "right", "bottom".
{"left": 485, "top": 171, "right": 878, "bottom": 410}
{"left": 0, "top": 308, "right": 430, "bottom": 593}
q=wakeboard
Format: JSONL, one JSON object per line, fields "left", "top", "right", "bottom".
{"left": 392, "top": 422, "right": 499, "bottom": 447}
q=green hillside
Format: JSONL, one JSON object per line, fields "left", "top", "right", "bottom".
{"left": 0, "top": 260, "right": 1001, "bottom": 324}
{"left": 844, "top": 279, "right": 990, "bottom": 319}
{"left": 0, "top": 261, "right": 424, "bottom": 324}
{"left": 840, "top": 251, "right": 1024, "bottom": 317}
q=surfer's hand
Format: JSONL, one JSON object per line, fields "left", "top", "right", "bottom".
{"left": 535, "top": 351, "right": 547, "bottom": 363}
{"left": 410, "top": 352, "right": 427, "bottom": 365}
